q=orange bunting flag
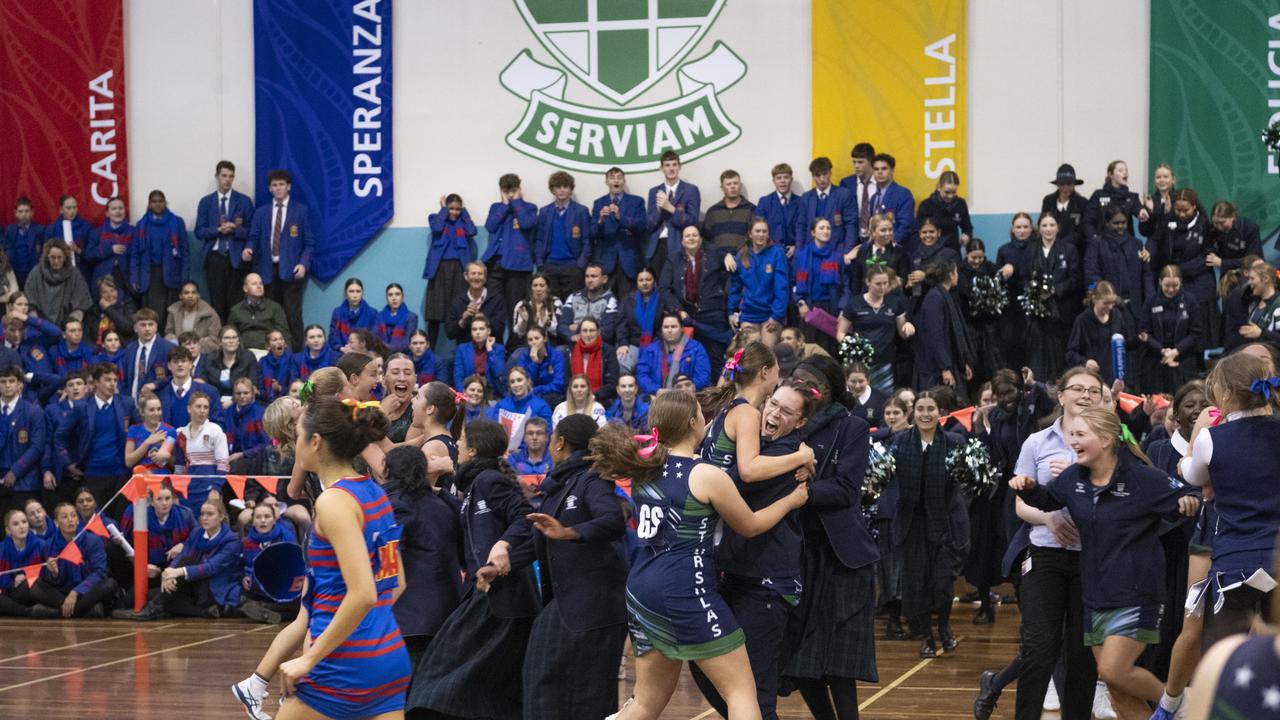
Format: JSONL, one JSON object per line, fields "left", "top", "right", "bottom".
{"left": 518, "top": 474, "right": 544, "bottom": 490}
{"left": 21, "top": 563, "right": 41, "bottom": 586}
{"left": 224, "top": 475, "right": 248, "bottom": 501}
{"left": 58, "top": 541, "right": 83, "bottom": 566}
{"left": 1116, "top": 392, "right": 1143, "bottom": 414}
{"left": 947, "top": 406, "right": 976, "bottom": 433}
{"left": 122, "top": 475, "right": 147, "bottom": 503}
{"left": 166, "top": 475, "right": 191, "bottom": 498}
{"left": 85, "top": 513, "right": 109, "bottom": 538}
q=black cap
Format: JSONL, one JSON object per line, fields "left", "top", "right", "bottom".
{"left": 1051, "top": 163, "right": 1083, "bottom": 186}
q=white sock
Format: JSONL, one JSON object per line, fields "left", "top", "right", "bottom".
{"left": 1159, "top": 691, "right": 1183, "bottom": 711}
{"left": 249, "top": 672, "right": 269, "bottom": 698}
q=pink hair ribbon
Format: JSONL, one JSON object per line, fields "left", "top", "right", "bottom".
{"left": 724, "top": 349, "right": 744, "bottom": 381}
{"left": 633, "top": 427, "right": 660, "bottom": 458}
{"left": 453, "top": 390, "right": 468, "bottom": 405}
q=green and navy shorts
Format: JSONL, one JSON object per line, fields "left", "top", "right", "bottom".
{"left": 1083, "top": 604, "right": 1163, "bottom": 646}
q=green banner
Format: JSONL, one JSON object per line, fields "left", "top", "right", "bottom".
{"left": 1149, "top": 1, "right": 1280, "bottom": 241}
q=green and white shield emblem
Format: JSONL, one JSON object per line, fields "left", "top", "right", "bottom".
{"left": 514, "top": 0, "right": 726, "bottom": 106}
{"left": 502, "top": 0, "right": 746, "bottom": 172}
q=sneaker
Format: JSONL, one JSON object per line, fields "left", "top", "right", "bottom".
{"left": 919, "top": 637, "right": 937, "bottom": 659}
{"left": 1043, "top": 681, "right": 1060, "bottom": 711}
{"left": 30, "top": 604, "right": 60, "bottom": 619}
{"left": 232, "top": 677, "right": 273, "bottom": 720}
{"left": 241, "top": 601, "right": 282, "bottom": 625}
{"left": 1150, "top": 706, "right": 1175, "bottom": 720}
{"left": 1093, "top": 682, "right": 1117, "bottom": 720}
{"left": 939, "top": 625, "right": 960, "bottom": 653}
{"left": 973, "top": 670, "right": 1000, "bottom": 720}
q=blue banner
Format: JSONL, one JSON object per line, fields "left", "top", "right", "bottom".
{"left": 253, "top": 0, "right": 392, "bottom": 283}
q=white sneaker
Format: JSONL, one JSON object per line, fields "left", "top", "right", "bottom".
{"left": 232, "top": 677, "right": 272, "bottom": 720}
{"left": 1043, "top": 681, "right": 1060, "bottom": 711}
{"left": 1092, "top": 681, "right": 1117, "bottom": 720}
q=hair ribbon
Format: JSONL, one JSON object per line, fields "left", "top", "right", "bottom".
{"left": 1118, "top": 423, "right": 1137, "bottom": 446}
{"left": 724, "top": 349, "right": 744, "bottom": 381}
{"left": 340, "top": 397, "right": 381, "bottom": 420}
{"left": 1250, "top": 377, "right": 1280, "bottom": 400}
{"left": 452, "top": 389, "right": 468, "bottom": 405}
{"left": 633, "top": 427, "right": 660, "bottom": 458}
{"left": 1206, "top": 407, "right": 1223, "bottom": 426}
{"left": 298, "top": 380, "right": 315, "bottom": 405}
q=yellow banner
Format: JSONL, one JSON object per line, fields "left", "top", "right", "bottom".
{"left": 812, "top": 0, "right": 966, "bottom": 204}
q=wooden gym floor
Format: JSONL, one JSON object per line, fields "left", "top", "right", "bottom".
{"left": 0, "top": 602, "right": 1153, "bottom": 719}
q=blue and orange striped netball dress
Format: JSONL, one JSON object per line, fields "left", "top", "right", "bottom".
{"left": 294, "top": 476, "right": 410, "bottom": 718}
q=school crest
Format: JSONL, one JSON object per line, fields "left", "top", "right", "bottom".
{"left": 500, "top": 0, "right": 746, "bottom": 172}
{"left": 289, "top": 224, "right": 299, "bottom": 238}
{"left": 571, "top": 225, "right": 581, "bottom": 239}
{"left": 17, "top": 429, "right": 26, "bottom": 444}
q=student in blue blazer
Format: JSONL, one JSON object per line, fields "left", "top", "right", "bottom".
{"left": 128, "top": 190, "right": 190, "bottom": 327}
{"left": 0, "top": 365, "right": 49, "bottom": 514}
{"left": 121, "top": 501, "right": 243, "bottom": 620}
{"left": 453, "top": 314, "right": 506, "bottom": 397}
{"left": 55, "top": 362, "right": 140, "bottom": 511}
{"left": 327, "top": 278, "right": 378, "bottom": 353}
{"left": 5, "top": 198, "right": 44, "bottom": 287}
{"left": 46, "top": 195, "right": 91, "bottom": 281}
{"left": 3, "top": 317, "right": 58, "bottom": 405}
{"left": 85, "top": 197, "right": 133, "bottom": 294}
{"left": 590, "top": 168, "right": 648, "bottom": 297}
{"left": 506, "top": 325, "right": 565, "bottom": 405}
{"left": 120, "top": 308, "right": 175, "bottom": 400}
{"left": 523, "top": 415, "right": 627, "bottom": 718}
{"left": 755, "top": 163, "right": 803, "bottom": 248}
{"left": 869, "top": 154, "right": 917, "bottom": 247}
{"left": 194, "top": 161, "right": 255, "bottom": 320}
{"left": 728, "top": 218, "right": 790, "bottom": 346}
{"left": 636, "top": 313, "right": 711, "bottom": 396}
{"left": 424, "top": 194, "right": 478, "bottom": 345}
{"left": 153, "top": 346, "right": 223, "bottom": 430}
{"left": 30, "top": 503, "right": 117, "bottom": 617}
{"left": 242, "top": 169, "right": 313, "bottom": 351}
{"left": 482, "top": 173, "right": 539, "bottom": 305}
{"left": 796, "top": 157, "right": 858, "bottom": 252}
{"left": 536, "top": 171, "right": 592, "bottom": 300}
{"left": 645, "top": 150, "right": 701, "bottom": 270}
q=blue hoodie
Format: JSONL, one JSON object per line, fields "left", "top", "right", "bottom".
{"left": 728, "top": 242, "right": 789, "bottom": 323}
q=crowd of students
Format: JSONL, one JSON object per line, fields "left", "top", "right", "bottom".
{"left": 0, "top": 147, "right": 1278, "bottom": 720}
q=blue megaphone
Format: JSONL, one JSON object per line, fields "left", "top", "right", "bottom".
{"left": 252, "top": 542, "right": 307, "bottom": 602}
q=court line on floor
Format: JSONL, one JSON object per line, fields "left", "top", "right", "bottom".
{"left": 0, "top": 624, "right": 274, "bottom": 693}
{"left": 0, "top": 623, "right": 178, "bottom": 664}
{"left": 857, "top": 635, "right": 966, "bottom": 713}
{"left": 684, "top": 637, "right": 965, "bottom": 719}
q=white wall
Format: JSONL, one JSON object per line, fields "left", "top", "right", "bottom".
{"left": 124, "top": 0, "right": 1150, "bottom": 227}
{"left": 968, "top": 0, "right": 1150, "bottom": 214}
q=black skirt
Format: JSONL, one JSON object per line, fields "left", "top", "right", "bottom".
{"left": 522, "top": 598, "right": 627, "bottom": 719}
{"left": 783, "top": 531, "right": 878, "bottom": 682}
{"left": 1026, "top": 318, "right": 1068, "bottom": 383}
{"left": 873, "top": 517, "right": 902, "bottom": 606}
{"left": 407, "top": 586, "right": 533, "bottom": 720}
{"left": 425, "top": 259, "right": 465, "bottom": 322}
{"left": 899, "top": 513, "right": 961, "bottom": 621}
{"left": 963, "top": 484, "right": 1008, "bottom": 589}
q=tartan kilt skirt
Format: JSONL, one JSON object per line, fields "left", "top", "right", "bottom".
{"left": 406, "top": 586, "right": 533, "bottom": 720}
{"left": 521, "top": 597, "right": 627, "bottom": 720}
{"left": 783, "top": 532, "right": 878, "bottom": 682}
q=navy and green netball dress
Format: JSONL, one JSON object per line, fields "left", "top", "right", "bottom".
{"left": 701, "top": 397, "right": 747, "bottom": 469}
{"left": 627, "top": 455, "right": 745, "bottom": 660}
{"left": 295, "top": 476, "right": 411, "bottom": 718}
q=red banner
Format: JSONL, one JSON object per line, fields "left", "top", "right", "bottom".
{"left": 0, "top": 0, "right": 128, "bottom": 226}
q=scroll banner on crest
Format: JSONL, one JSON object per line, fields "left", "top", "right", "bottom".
{"left": 501, "top": 43, "right": 746, "bottom": 173}
{"left": 253, "top": 0, "right": 393, "bottom": 282}
{"left": 811, "top": 0, "right": 965, "bottom": 204}
{"left": 0, "top": 0, "right": 127, "bottom": 225}
{"left": 1149, "top": 1, "right": 1280, "bottom": 241}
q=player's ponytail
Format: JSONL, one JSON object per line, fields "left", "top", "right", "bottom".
{"left": 300, "top": 395, "right": 388, "bottom": 461}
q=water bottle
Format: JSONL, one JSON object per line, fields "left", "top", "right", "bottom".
{"left": 1111, "top": 334, "right": 1126, "bottom": 381}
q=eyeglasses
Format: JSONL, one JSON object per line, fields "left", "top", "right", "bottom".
{"left": 1064, "top": 385, "right": 1103, "bottom": 397}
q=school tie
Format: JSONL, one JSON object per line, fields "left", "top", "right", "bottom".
{"left": 271, "top": 201, "right": 283, "bottom": 259}
{"left": 780, "top": 195, "right": 788, "bottom": 207}
{"left": 176, "top": 386, "right": 185, "bottom": 401}
{"left": 818, "top": 191, "right": 827, "bottom": 201}
{"left": 218, "top": 195, "right": 229, "bottom": 252}
{"left": 860, "top": 183, "right": 871, "bottom": 234}
{"left": 134, "top": 346, "right": 147, "bottom": 398}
